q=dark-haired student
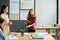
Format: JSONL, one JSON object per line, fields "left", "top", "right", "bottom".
{"left": 0, "top": 5, "right": 12, "bottom": 35}
{"left": 0, "top": 18, "right": 5, "bottom": 40}
{"left": 26, "top": 9, "right": 37, "bottom": 32}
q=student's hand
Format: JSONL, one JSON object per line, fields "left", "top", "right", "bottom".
{"left": 29, "top": 25, "right": 33, "bottom": 27}
{"left": 26, "top": 25, "right": 33, "bottom": 28}
{"left": 10, "top": 22, "right": 12, "bottom": 25}
{"left": 26, "top": 26, "right": 30, "bottom": 28}
{"left": 6, "top": 22, "right": 12, "bottom": 26}
{"left": 8, "top": 22, "right": 12, "bottom": 25}
{"left": 26, "top": 26, "right": 29, "bottom": 28}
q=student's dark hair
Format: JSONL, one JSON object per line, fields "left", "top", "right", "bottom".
{"left": 0, "top": 18, "right": 4, "bottom": 31}
{"left": 0, "top": 18, "right": 4, "bottom": 24}
{"left": 0, "top": 5, "right": 7, "bottom": 15}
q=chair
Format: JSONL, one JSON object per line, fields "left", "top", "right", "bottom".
{"left": 55, "top": 32, "right": 60, "bottom": 40}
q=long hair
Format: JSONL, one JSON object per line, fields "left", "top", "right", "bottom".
{"left": 0, "top": 5, "right": 7, "bottom": 15}
{"left": 27, "top": 9, "right": 36, "bottom": 23}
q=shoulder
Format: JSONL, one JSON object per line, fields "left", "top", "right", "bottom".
{"left": 1, "top": 14, "right": 4, "bottom": 16}
{"left": 0, "top": 14, "right": 5, "bottom": 18}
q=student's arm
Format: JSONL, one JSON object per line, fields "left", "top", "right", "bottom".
{"left": 1, "top": 14, "right": 4, "bottom": 20}
{"left": 0, "top": 29, "right": 4, "bottom": 36}
{"left": 6, "top": 22, "right": 12, "bottom": 26}
{"left": 26, "top": 20, "right": 37, "bottom": 28}
{"left": 1, "top": 14, "right": 12, "bottom": 26}
{"left": 0, "top": 29, "right": 5, "bottom": 40}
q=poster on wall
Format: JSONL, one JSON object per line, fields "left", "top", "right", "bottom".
{"left": 20, "top": 0, "right": 34, "bottom": 9}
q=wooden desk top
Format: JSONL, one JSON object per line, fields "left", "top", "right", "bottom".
{"left": 9, "top": 32, "right": 54, "bottom": 40}
{"left": 36, "top": 27, "right": 60, "bottom": 30}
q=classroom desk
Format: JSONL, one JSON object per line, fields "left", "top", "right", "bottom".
{"left": 9, "top": 32, "right": 54, "bottom": 40}
{"left": 4, "top": 26, "right": 60, "bottom": 34}
{"left": 36, "top": 27, "right": 60, "bottom": 34}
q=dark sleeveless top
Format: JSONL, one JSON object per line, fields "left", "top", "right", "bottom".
{"left": 27, "top": 18, "right": 36, "bottom": 30}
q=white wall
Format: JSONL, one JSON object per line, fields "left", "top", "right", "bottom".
{"left": 36, "top": 0, "right": 57, "bottom": 27}
{"left": 59, "top": 0, "right": 60, "bottom": 8}
{"left": 59, "top": 0, "right": 60, "bottom": 24}
{"left": 10, "top": 0, "right": 57, "bottom": 27}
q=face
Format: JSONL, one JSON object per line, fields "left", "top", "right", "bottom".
{"left": 3, "top": 7, "right": 8, "bottom": 13}
{"left": 30, "top": 10, "right": 34, "bottom": 16}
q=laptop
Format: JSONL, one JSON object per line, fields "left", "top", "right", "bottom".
{"left": 10, "top": 20, "right": 28, "bottom": 32}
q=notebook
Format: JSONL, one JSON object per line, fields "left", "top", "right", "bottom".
{"left": 32, "top": 34, "right": 44, "bottom": 39}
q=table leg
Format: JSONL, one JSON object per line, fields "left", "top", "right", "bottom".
{"left": 46, "top": 29, "right": 50, "bottom": 34}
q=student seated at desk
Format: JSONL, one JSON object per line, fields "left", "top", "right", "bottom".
{"left": 0, "top": 18, "right": 5, "bottom": 40}
{"left": 26, "top": 9, "right": 37, "bottom": 32}
{"left": 0, "top": 18, "right": 15, "bottom": 40}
